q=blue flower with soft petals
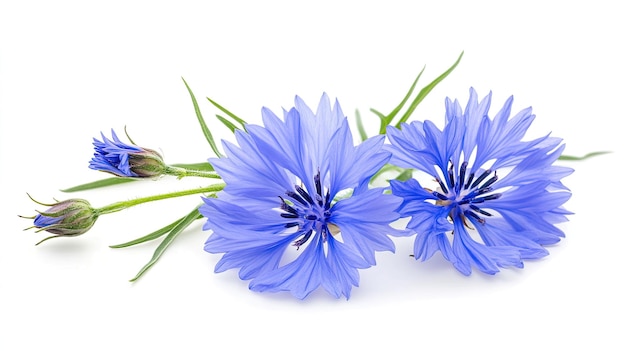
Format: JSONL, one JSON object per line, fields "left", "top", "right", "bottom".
{"left": 90, "top": 129, "right": 165, "bottom": 178}
{"left": 386, "top": 88, "right": 573, "bottom": 275}
{"left": 201, "top": 94, "right": 407, "bottom": 299}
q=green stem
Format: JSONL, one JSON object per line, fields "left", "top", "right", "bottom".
{"left": 96, "top": 183, "right": 225, "bottom": 215}
{"left": 164, "top": 166, "right": 221, "bottom": 179}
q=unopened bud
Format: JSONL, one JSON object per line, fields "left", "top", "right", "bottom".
{"left": 21, "top": 196, "right": 99, "bottom": 245}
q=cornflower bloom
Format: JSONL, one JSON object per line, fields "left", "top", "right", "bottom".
{"left": 386, "top": 88, "right": 573, "bottom": 275}
{"left": 201, "top": 94, "right": 407, "bottom": 299}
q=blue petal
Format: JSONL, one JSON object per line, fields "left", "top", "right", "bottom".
{"left": 249, "top": 234, "right": 339, "bottom": 299}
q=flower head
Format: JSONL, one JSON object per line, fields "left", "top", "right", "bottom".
{"left": 21, "top": 196, "right": 99, "bottom": 245}
{"left": 201, "top": 94, "right": 407, "bottom": 299}
{"left": 89, "top": 129, "right": 166, "bottom": 178}
{"left": 386, "top": 88, "right": 573, "bottom": 275}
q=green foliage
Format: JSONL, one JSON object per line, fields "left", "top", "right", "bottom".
{"left": 128, "top": 206, "right": 204, "bottom": 282}
{"left": 182, "top": 77, "right": 224, "bottom": 158}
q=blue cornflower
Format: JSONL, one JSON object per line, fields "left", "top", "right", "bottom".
{"left": 201, "top": 94, "right": 407, "bottom": 299}
{"left": 386, "top": 88, "right": 573, "bottom": 275}
{"left": 89, "top": 129, "right": 166, "bottom": 177}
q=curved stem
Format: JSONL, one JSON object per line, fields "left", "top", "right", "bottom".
{"left": 97, "top": 183, "right": 225, "bottom": 215}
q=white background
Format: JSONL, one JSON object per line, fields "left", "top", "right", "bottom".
{"left": 1, "top": 1, "right": 624, "bottom": 350}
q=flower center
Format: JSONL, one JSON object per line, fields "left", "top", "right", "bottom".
{"left": 431, "top": 161, "right": 502, "bottom": 225}
{"left": 279, "top": 171, "right": 334, "bottom": 248}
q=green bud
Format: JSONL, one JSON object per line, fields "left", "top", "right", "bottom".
{"left": 128, "top": 148, "right": 168, "bottom": 178}
{"left": 21, "top": 196, "right": 99, "bottom": 245}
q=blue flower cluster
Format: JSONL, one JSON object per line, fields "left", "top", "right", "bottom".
{"left": 195, "top": 89, "right": 572, "bottom": 299}
{"left": 22, "top": 61, "right": 576, "bottom": 297}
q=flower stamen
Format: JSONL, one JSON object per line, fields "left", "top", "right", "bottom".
{"left": 432, "top": 162, "right": 502, "bottom": 227}
{"left": 282, "top": 171, "right": 338, "bottom": 248}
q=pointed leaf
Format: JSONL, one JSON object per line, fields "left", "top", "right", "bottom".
{"left": 129, "top": 206, "right": 204, "bottom": 282}
{"left": 182, "top": 77, "right": 224, "bottom": 158}
{"left": 558, "top": 151, "right": 611, "bottom": 161}
{"left": 61, "top": 162, "right": 214, "bottom": 192}
{"left": 354, "top": 109, "right": 368, "bottom": 142}
{"left": 216, "top": 114, "right": 239, "bottom": 133}
{"left": 395, "top": 168, "right": 413, "bottom": 181}
{"left": 109, "top": 216, "right": 184, "bottom": 248}
{"left": 369, "top": 108, "right": 387, "bottom": 121}
{"left": 206, "top": 97, "right": 247, "bottom": 129}
{"left": 60, "top": 177, "right": 136, "bottom": 192}
{"left": 378, "top": 67, "right": 425, "bottom": 134}
{"left": 395, "top": 51, "right": 464, "bottom": 128}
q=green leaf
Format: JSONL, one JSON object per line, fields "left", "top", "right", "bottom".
{"left": 216, "top": 114, "right": 239, "bottom": 133}
{"left": 370, "top": 163, "right": 404, "bottom": 184}
{"left": 369, "top": 108, "right": 387, "bottom": 121}
{"left": 60, "top": 177, "right": 137, "bottom": 192}
{"left": 129, "top": 206, "right": 204, "bottom": 282}
{"left": 354, "top": 109, "right": 368, "bottom": 142}
{"left": 378, "top": 67, "right": 425, "bottom": 134}
{"left": 395, "top": 51, "right": 464, "bottom": 128}
{"left": 395, "top": 168, "right": 413, "bottom": 181}
{"left": 182, "top": 77, "right": 224, "bottom": 158}
{"left": 558, "top": 151, "right": 611, "bottom": 161}
{"left": 206, "top": 97, "right": 247, "bottom": 130}
{"left": 60, "top": 162, "right": 214, "bottom": 193}
{"left": 109, "top": 216, "right": 184, "bottom": 248}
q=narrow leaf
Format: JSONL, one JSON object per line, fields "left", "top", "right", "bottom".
{"left": 109, "top": 216, "right": 184, "bottom": 248}
{"left": 370, "top": 164, "right": 404, "bottom": 184}
{"left": 216, "top": 114, "right": 239, "bottom": 133}
{"left": 355, "top": 109, "right": 368, "bottom": 142}
{"left": 129, "top": 206, "right": 204, "bottom": 282}
{"left": 395, "top": 168, "right": 413, "bottom": 181}
{"left": 369, "top": 108, "right": 387, "bottom": 121}
{"left": 558, "top": 151, "right": 611, "bottom": 161}
{"left": 395, "top": 51, "right": 464, "bottom": 128}
{"left": 61, "top": 177, "right": 136, "bottom": 192}
{"left": 378, "top": 67, "right": 425, "bottom": 134}
{"left": 182, "top": 77, "right": 224, "bottom": 158}
{"left": 369, "top": 165, "right": 414, "bottom": 184}
{"left": 61, "top": 162, "right": 214, "bottom": 192}
{"left": 206, "top": 97, "right": 247, "bottom": 129}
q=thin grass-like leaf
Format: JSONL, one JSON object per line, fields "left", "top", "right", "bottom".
{"left": 129, "top": 206, "right": 204, "bottom": 282}
{"left": 395, "top": 51, "right": 464, "bottom": 128}
{"left": 370, "top": 108, "right": 387, "bottom": 121}
{"left": 60, "top": 177, "right": 136, "bottom": 192}
{"left": 378, "top": 67, "right": 425, "bottom": 134}
{"left": 395, "top": 168, "right": 413, "bottom": 181}
{"left": 109, "top": 216, "right": 184, "bottom": 248}
{"left": 558, "top": 151, "right": 611, "bottom": 161}
{"left": 61, "top": 162, "right": 213, "bottom": 192}
{"left": 216, "top": 115, "right": 239, "bottom": 133}
{"left": 355, "top": 109, "right": 368, "bottom": 142}
{"left": 206, "top": 97, "right": 247, "bottom": 130}
{"left": 182, "top": 77, "right": 223, "bottom": 158}
{"left": 370, "top": 164, "right": 408, "bottom": 184}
